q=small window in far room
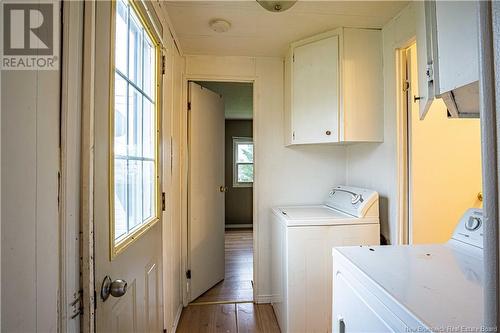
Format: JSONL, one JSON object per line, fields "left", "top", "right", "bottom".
{"left": 233, "top": 137, "right": 254, "bottom": 187}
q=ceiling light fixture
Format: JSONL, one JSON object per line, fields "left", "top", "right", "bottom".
{"left": 256, "top": 1, "right": 297, "bottom": 12}
{"left": 209, "top": 19, "right": 231, "bottom": 33}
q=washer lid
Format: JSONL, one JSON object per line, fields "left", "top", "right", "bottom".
{"left": 279, "top": 205, "right": 352, "bottom": 220}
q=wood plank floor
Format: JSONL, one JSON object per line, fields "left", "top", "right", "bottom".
{"left": 192, "top": 229, "right": 254, "bottom": 303}
{"left": 177, "top": 230, "right": 280, "bottom": 332}
{"left": 176, "top": 303, "right": 281, "bottom": 333}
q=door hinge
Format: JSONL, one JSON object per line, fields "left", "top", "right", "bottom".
{"left": 187, "top": 101, "right": 191, "bottom": 111}
{"left": 402, "top": 80, "right": 410, "bottom": 92}
{"left": 186, "top": 270, "right": 191, "bottom": 279}
{"left": 162, "top": 55, "right": 166, "bottom": 75}
{"left": 161, "top": 192, "right": 166, "bottom": 211}
{"left": 292, "top": 131, "right": 295, "bottom": 141}
{"left": 292, "top": 53, "right": 295, "bottom": 62}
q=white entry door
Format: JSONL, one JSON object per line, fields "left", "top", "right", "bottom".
{"left": 93, "top": 1, "right": 163, "bottom": 332}
{"left": 188, "top": 82, "right": 226, "bottom": 301}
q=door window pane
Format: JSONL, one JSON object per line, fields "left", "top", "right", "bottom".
{"left": 114, "top": 74, "right": 128, "bottom": 156}
{"left": 128, "top": 12, "right": 143, "bottom": 88}
{"left": 143, "top": 98, "right": 154, "bottom": 159}
{"left": 128, "top": 86, "right": 143, "bottom": 157}
{"left": 143, "top": 37, "right": 155, "bottom": 98}
{"left": 143, "top": 161, "right": 155, "bottom": 221}
{"left": 112, "top": 0, "right": 158, "bottom": 249}
{"left": 114, "top": 159, "right": 128, "bottom": 239}
{"left": 127, "top": 160, "right": 143, "bottom": 230}
{"left": 115, "top": 0, "right": 128, "bottom": 74}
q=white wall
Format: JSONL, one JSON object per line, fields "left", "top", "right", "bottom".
{"left": 1, "top": 52, "right": 60, "bottom": 333}
{"left": 346, "top": 3, "right": 416, "bottom": 244}
{"left": 184, "top": 55, "right": 347, "bottom": 301}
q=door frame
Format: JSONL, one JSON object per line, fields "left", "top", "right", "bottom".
{"left": 60, "top": 1, "right": 85, "bottom": 331}
{"left": 181, "top": 75, "right": 258, "bottom": 306}
{"left": 80, "top": 1, "right": 97, "bottom": 331}
{"left": 395, "top": 38, "right": 417, "bottom": 246}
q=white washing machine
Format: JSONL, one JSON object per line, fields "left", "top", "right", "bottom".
{"left": 332, "top": 208, "right": 484, "bottom": 332}
{"left": 270, "top": 185, "right": 381, "bottom": 333}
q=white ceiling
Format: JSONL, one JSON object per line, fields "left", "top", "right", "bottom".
{"left": 165, "top": 1, "right": 408, "bottom": 57}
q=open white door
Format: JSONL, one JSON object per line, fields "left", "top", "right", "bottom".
{"left": 188, "top": 82, "right": 226, "bottom": 302}
{"left": 93, "top": 1, "right": 163, "bottom": 331}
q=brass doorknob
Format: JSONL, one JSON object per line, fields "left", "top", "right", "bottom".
{"left": 219, "top": 186, "right": 228, "bottom": 193}
{"left": 478, "top": 192, "right": 483, "bottom": 202}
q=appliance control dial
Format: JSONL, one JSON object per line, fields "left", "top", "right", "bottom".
{"left": 465, "top": 216, "right": 482, "bottom": 231}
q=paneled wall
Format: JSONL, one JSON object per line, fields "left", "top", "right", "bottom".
{"left": 1, "top": 25, "right": 61, "bottom": 333}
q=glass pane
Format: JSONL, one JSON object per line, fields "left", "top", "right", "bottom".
{"left": 237, "top": 143, "right": 253, "bottom": 163}
{"left": 142, "top": 161, "right": 155, "bottom": 221}
{"left": 143, "top": 37, "right": 155, "bottom": 99}
{"left": 128, "top": 160, "right": 143, "bottom": 230}
{"left": 114, "top": 73, "right": 127, "bottom": 156}
{"left": 143, "top": 98, "right": 154, "bottom": 159}
{"left": 237, "top": 164, "right": 254, "bottom": 183}
{"left": 114, "top": 159, "right": 127, "bottom": 240}
{"left": 128, "top": 13, "right": 143, "bottom": 88}
{"left": 128, "top": 86, "right": 143, "bottom": 157}
{"left": 115, "top": 0, "right": 128, "bottom": 74}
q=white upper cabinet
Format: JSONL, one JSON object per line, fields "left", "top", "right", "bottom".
{"left": 284, "top": 27, "right": 383, "bottom": 145}
{"left": 415, "top": 1, "right": 479, "bottom": 119}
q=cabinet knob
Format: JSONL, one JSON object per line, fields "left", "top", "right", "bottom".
{"left": 325, "top": 130, "right": 331, "bottom": 136}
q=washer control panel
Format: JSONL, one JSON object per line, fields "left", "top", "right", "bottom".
{"left": 465, "top": 216, "right": 482, "bottom": 231}
{"left": 451, "top": 208, "right": 483, "bottom": 249}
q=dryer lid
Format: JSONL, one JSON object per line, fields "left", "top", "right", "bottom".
{"left": 325, "top": 185, "right": 379, "bottom": 218}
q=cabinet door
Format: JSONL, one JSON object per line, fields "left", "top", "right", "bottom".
{"left": 292, "top": 35, "right": 339, "bottom": 144}
{"left": 435, "top": 0, "right": 478, "bottom": 94}
{"left": 415, "top": 0, "right": 437, "bottom": 120}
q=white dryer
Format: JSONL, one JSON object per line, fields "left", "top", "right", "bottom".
{"left": 270, "top": 185, "right": 380, "bottom": 333}
{"left": 332, "top": 208, "right": 484, "bottom": 332}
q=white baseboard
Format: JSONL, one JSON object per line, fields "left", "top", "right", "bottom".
{"left": 225, "top": 224, "right": 253, "bottom": 229}
{"left": 254, "top": 294, "right": 272, "bottom": 304}
{"left": 172, "top": 303, "right": 183, "bottom": 333}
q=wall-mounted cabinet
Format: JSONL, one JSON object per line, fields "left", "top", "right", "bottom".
{"left": 284, "top": 27, "right": 383, "bottom": 146}
{"left": 415, "top": 1, "right": 479, "bottom": 119}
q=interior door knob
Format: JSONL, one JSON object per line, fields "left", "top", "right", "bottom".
{"left": 101, "top": 276, "right": 128, "bottom": 301}
{"left": 219, "top": 186, "right": 228, "bottom": 193}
